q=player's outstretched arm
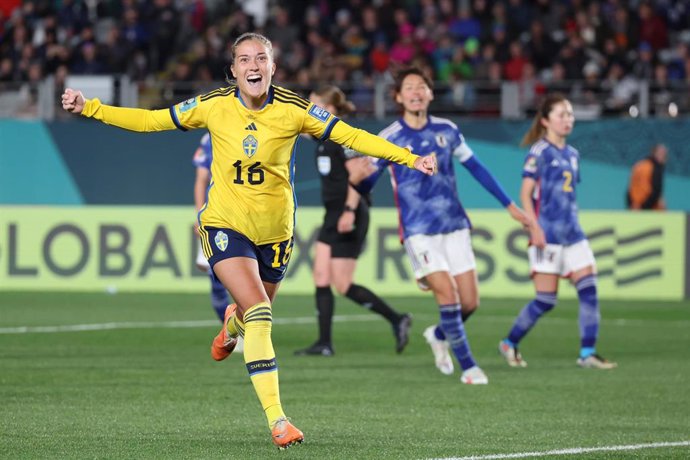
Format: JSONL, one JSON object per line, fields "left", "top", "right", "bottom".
{"left": 329, "top": 121, "right": 435, "bottom": 175}
{"left": 60, "top": 88, "right": 178, "bottom": 132}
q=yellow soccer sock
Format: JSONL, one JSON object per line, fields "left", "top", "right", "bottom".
{"left": 243, "top": 301, "right": 285, "bottom": 427}
{"left": 228, "top": 312, "right": 243, "bottom": 338}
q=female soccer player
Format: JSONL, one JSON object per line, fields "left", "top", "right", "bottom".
{"left": 294, "top": 85, "right": 411, "bottom": 358}
{"left": 61, "top": 33, "right": 436, "bottom": 449}
{"left": 498, "top": 94, "right": 617, "bottom": 370}
{"left": 356, "top": 67, "right": 532, "bottom": 385}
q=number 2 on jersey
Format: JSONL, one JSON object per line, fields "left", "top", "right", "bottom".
{"left": 562, "top": 171, "right": 573, "bottom": 192}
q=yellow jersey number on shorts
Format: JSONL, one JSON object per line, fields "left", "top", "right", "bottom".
{"left": 271, "top": 242, "right": 293, "bottom": 268}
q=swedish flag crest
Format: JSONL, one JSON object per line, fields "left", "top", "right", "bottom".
{"left": 214, "top": 231, "right": 229, "bottom": 252}
{"left": 243, "top": 135, "right": 258, "bottom": 158}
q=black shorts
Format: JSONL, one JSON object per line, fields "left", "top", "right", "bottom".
{"left": 317, "top": 202, "right": 369, "bottom": 258}
{"left": 199, "top": 226, "right": 293, "bottom": 283}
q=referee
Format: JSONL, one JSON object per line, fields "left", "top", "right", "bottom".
{"left": 295, "top": 85, "right": 412, "bottom": 357}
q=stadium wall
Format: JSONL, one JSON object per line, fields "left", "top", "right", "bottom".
{"left": 0, "top": 206, "right": 687, "bottom": 300}
{"left": 2, "top": 119, "right": 690, "bottom": 210}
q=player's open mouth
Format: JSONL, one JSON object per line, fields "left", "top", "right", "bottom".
{"left": 247, "top": 75, "right": 262, "bottom": 87}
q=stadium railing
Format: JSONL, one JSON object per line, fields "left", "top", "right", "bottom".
{"left": 1, "top": 77, "right": 688, "bottom": 121}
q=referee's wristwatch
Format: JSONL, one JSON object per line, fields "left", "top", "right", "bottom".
{"left": 344, "top": 205, "right": 356, "bottom": 213}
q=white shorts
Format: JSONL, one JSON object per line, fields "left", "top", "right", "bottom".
{"left": 196, "top": 240, "right": 210, "bottom": 271}
{"left": 403, "top": 229, "right": 476, "bottom": 284}
{"left": 528, "top": 239, "right": 596, "bottom": 277}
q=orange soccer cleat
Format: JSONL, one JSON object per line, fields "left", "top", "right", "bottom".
{"left": 211, "top": 304, "right": 239, "bottom": 361}
{"left": 271, "top": 418, "right": 304, "bottom": 449}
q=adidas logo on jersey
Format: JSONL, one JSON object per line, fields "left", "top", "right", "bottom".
{"left": 245, "top": 122, "right": 257, "bottom": 131}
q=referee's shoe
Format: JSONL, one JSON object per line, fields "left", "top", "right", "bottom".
{"left": 294, "top": 342, "right": 335, "bottom": 356}
{"left": 393, "top": 314, "right": 412, "bottom": 353}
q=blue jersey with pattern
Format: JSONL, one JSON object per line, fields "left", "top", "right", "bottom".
{"left": 370, "top": 116, "right": 479, "bottom": 239}
{"left": 523, "top": 139, "right": 585, "bottom": 245}
{"left": 192, "top": 132, "right": 212, "bottom": 171}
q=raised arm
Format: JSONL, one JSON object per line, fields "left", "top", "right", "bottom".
{"left": 329, "top": 120, "right": 436, "bottom": 175}
{"left": 61, "top": 88, "right": 177, "bottom": 132}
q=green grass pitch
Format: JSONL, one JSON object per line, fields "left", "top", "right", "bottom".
{"left": 1, "top": 292, "right": 689, "bottom": 459}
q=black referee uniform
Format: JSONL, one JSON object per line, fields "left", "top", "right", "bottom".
{"left": 293, "top": 138, "right": 411, "bottom": 356}
{"left": 316, "top": 140, "right": 370, "bottom": 258}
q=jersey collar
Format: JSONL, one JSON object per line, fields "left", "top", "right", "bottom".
{"left": 234, "top": 85, "right": 275, "bottom": 110}
{"left": 399, "top": 114, "right": 430, "bottom": 132}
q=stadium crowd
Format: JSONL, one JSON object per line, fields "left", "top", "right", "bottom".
{"left": 1, "top": 0, "right": 690, "bottom": 115}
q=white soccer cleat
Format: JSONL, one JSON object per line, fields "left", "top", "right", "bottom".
{"left": 498, "top": 340, "right": 528, "bottom": 368}
{"left": 460, "top": 365, "right": 488, "bottom": 385}
{"left": 577, "top": 353, "right": 617, "bottom": 369}
{"left": 423, "top": 325, "right": 454, "bottom": 375}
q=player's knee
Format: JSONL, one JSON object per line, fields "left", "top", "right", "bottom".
{"left": 463, "top": 297, "right": 479, "bottom": 312}
{"left": 312, "top": 269, "right": 330, "bottom": 286}
{"left": 333, "top": 280, "right": 351, "bottom": 296}
{"left": 433, "top": 287, "right": 459, "bottom": 305}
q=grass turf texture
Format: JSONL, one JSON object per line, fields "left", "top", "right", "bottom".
{"left": 1, "top": 292, "right": 689, "bottom": 459}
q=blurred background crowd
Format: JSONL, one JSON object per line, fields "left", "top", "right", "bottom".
{"left": 2, "top": 0, "right": 690, "bottom": 117}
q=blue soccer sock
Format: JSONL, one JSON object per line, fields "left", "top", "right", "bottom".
{"left": 576, "top": 275, "right": 600, "bottom": 357}
{"left": 438, "top": 303, "right": 476, "bottom": 371}
{"left": 507, "top": 292, "right": 557, "bottom": 345}
{"left": 433, "top": 325, "right": 445, "bottom": 341}
{"left": 209, "top": 270, "right": 230, "bottom": 322}
{"left": 432, "top": 307, "right": 474, "bottom": 342}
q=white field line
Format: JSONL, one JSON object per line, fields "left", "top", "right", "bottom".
{"left": 0, "top": 314, "right": 378, "bottom": 334}
{"left": 0, "top": 314, "right": 688, "bottom": 335}
{"left": 429, "top": 440, "right": 690, "bottom": 460}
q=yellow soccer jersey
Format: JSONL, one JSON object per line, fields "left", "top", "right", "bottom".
{"left": 81, "top": 84, "right": 420, "bottom": 245}
{"left": 171, "top": 85, "right": 338, "bottom": 244}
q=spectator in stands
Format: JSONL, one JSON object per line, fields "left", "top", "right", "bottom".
{"left": 504, "top": 40, "right": 528, "bottom": 81}
{"left": 2, "top": 0, "right": 690, "bottom": 117}
{"left": 632, "top": 41, "right": 656, "bottom": 80}
{"left": 525, "top": 19, "right": 557, "bottom": 72}
{"left": 637, "top": 2, "right": 668, "bottom": 51}
{"left": 626, "top": 143, "right": 667, "bottom": 210}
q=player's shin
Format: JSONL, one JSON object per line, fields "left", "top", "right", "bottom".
{"left": 576, "top": 275, "right": 600, "bottom": 354}
{"left": 507, "top": 292, "right": 557, "bottom": 344}
{"left": 438, "top": 303, "right": 476, "bottom": 371}
{"left": 243, "top": 302, "right": 285, "bottom": 427}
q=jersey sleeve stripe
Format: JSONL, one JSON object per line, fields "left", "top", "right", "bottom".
{"left": 273, "top": 86, "right": 309, "bottom": 104}
{"left": 200, "top": 88, "right": 234, "bottom": 102}
{"left": 273, "top": 94, "right": 309, "bottom": 109}
{"left": 320, "top": 117, "right": 340, "bottom": 141}
{"left": 169, "top": 107, "right": 187, "bottom": 131}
